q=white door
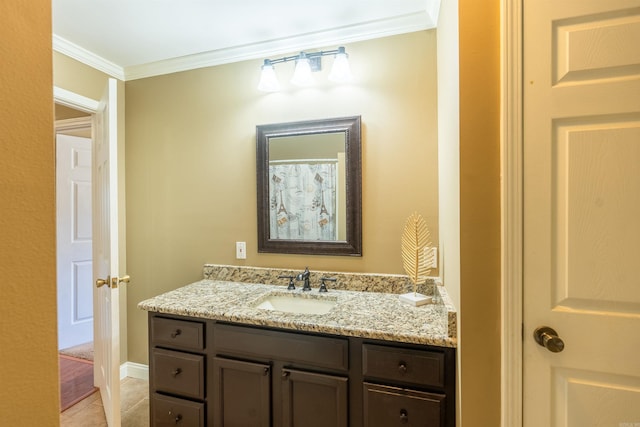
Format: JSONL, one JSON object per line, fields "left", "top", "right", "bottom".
{"left": 93, "top": 78, "right": 124, "bottom": 427}
{"left": 56, "top": 133, "right": 93, "bottom": 349}
{"left": 523, "top": 1, "right": 640, "bottom": 426}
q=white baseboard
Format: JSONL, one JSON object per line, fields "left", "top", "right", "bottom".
{"left": 120, "top": 361, "right": 149, "bottom": 380}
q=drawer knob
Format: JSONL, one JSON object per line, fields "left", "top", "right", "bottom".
{"left": 168, "top": 410, "right": 182, "bottom": 423}
{"left": 172, "top": 368, "right": 182, "bottom": 377}
{"left": 400, "top": 409, "right": 408, "bottom": 424}
{"left": 171, "top": 329, "right": 182, "bottom": 338}
{"left": 398, "top": 361, "right": 408, "bottom": 374}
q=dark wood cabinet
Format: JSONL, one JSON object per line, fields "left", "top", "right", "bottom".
{"left": 281, "top": 368, "right": 348, "bottom": 427}
{"left": 148, "top": 315, "right": 207, "bottom": 427}
{"left": 148, "top": 313, "right": 455, "bottom": 427}
{"left": 212, "top": 357, "right": 270, "bottom": 427}
{"left": 211, "top": 323, "right": 349, "bottom": 427}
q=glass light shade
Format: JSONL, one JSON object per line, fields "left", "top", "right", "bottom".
{"left": 258, "top": 61, "right": 280, "bottom": 92}
{"left": 328, "top": 51, "right": 352, "bottom": 83}
{"left": 291, "top": 57, "right": 315, "bottom": 86}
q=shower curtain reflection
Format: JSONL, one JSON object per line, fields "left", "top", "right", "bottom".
{"left": 269, "top": 161, "right": 337, "bottom": 241}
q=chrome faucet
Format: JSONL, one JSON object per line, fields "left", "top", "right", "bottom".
{"left": 296, "top": 267, "right": 312, "bottom": 291}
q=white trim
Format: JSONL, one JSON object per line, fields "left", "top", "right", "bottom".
{"left": 53, "top": 87, "right": 99, "bottom": 113}
{"left": 120, "top": 362, "right": 149, "bottom": 381}
{"left": 55, "top": 116, "right": 92, "bottom": 133}
{"left": 501, "top": 0, "right": 524, "bottom": 426}
{"left": 53, "top": 35, "right": 126, "bottom": 81}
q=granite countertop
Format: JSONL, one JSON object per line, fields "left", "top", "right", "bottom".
{"left": 138, "top": 279, "right": 457, "bottom": 348}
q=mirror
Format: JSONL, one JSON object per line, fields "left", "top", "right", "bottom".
{"left": 257, "top": 116, "right": 362, "bottom": 256}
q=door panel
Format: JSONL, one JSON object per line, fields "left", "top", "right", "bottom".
{"left": 553, "top": 119, "right": 640, "bottom": 313}
{"left": 57, "top": 134, "right": 93, "bottom": 349}
{"left": 523, "top": 1, "right": 640, "bottom": 426}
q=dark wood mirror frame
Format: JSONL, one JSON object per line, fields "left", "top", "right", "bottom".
{"left": 256, "top": 116, "right": 362, "bottom": 256}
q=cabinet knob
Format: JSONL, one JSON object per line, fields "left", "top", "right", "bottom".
{"left": 263, "top": 367, "right": 270, "bottom": 376}
{"left": 168, "top": 410, "right": 183, "bottom": 423}
{"left": 171, "top": 329, "right": 182, "bottom": 338}
{"left": 171, "top": 368, "right": 182, "bottom": 377}
{"left": 398, "top": 361, "right": 408, "bottom": 374}
{"left": 282, "top": 370, "right": 290, "bottom": 379}
{"left": 399, "top": 409, "right": 408, "bottom": 424}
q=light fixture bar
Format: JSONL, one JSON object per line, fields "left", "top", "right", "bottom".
{"left": 258, "top": 47, "right": 351, "bottom": 92}
{"left": 265, "top": 48, "right": 345, "bottom": 66}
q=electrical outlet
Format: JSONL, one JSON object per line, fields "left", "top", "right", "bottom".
{"left": 424, "top": 247, "right": 438, "bottom": 269}
{"left": 236, "top": 241, "right": 247, "bottom": 259}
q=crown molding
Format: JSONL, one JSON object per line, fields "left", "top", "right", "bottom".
{"left": 53, "top": 9, "right": 439, "bottom": 81}
{"left": 53, "top": 8, "right": 438, "bottom": 81}
{"left": 53, "top": 35, "right": 126, "bottom": 80}
{"left": 125, "top": 11, "right": 436, "bottom": 80}
{"left": 55, "top": 116, "right": 92, "bottom": 132}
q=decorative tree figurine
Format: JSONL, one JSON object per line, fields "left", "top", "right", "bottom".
{"left": 400, "top": 212, "right": 435, "bottom": 306}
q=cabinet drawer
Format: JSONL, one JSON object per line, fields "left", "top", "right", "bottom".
{"left": 362, "top": 344, "right": 444, "bottom": 388}
{"left": 214, "top": 323, "right": 349, "bottom": 372}
{"left": 152, "top": 393, "right": 204, "bottom": 427}
{"left": 363, "top": 383, "right": 445, "bottom": 427}
{"left": 151, "top": 316, "right": 205, "bottom": 351}
{"left": 152, "top": 348, "right": 205, "bottom": 399}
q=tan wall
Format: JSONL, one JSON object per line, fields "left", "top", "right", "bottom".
{"left": 125, "top": 31, "right": 440, "bottom": 364}
{"left": 55, "top": 104, "right": 91, "bottom": 120}
{"left": 459, "top": 0, "right": 502, "bottom": 425}
{"left": 54, "top": 52, "right": 113, "bottom": 101}
{"left": 0, "top": 1, "right": 59, "bottom": 424}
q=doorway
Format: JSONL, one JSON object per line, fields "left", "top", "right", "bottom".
{"left": 55, "top": 104, "right": 98, "bottom": 411}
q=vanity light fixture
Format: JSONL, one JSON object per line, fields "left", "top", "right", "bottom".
{"left": 258, "top": 46, "right": 352, "bottom": 92}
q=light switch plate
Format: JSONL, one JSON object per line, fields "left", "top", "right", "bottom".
{"left": 425, "top": 247, "right": 438, "bottom": 269}
{"left": 236, "top": 241, "right": 246, "bottom": 259}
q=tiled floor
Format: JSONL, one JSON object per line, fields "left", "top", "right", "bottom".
{"left": 60, "top": 377, "right": 149, "bottom": 426}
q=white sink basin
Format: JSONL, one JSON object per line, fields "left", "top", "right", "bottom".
{"left": 253, "top": 292, "right": 337, "bottom": 315}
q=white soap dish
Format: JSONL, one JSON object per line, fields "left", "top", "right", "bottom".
{"left": 399, "top": 292, "right": 432, "bottom": 307}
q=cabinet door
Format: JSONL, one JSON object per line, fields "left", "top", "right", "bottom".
{"left": 212, "top": 357, "right": 270, "bottom": 427}
{"left": 363, "top": 383, "right": 445, "bottom": 427}
{"left": 281, "top": 368, "right": 348, "bottom": 427}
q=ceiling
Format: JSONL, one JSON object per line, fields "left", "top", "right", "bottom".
{"left": 52, "top": 0, "right": 440, "bottom": 81}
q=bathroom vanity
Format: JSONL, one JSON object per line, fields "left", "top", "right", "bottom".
{"left": 139, "top": 266, "right": 457, "bottom": 427}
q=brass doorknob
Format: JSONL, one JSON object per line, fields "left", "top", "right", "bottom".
{"left": 96, "top": 276, "right": 110, "bottom": 288}
{"left": 109, "top": 275, "right": 131, "bottom": 288}
{"left": 533, "top": 326, "right": 565, "bottom": 353}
